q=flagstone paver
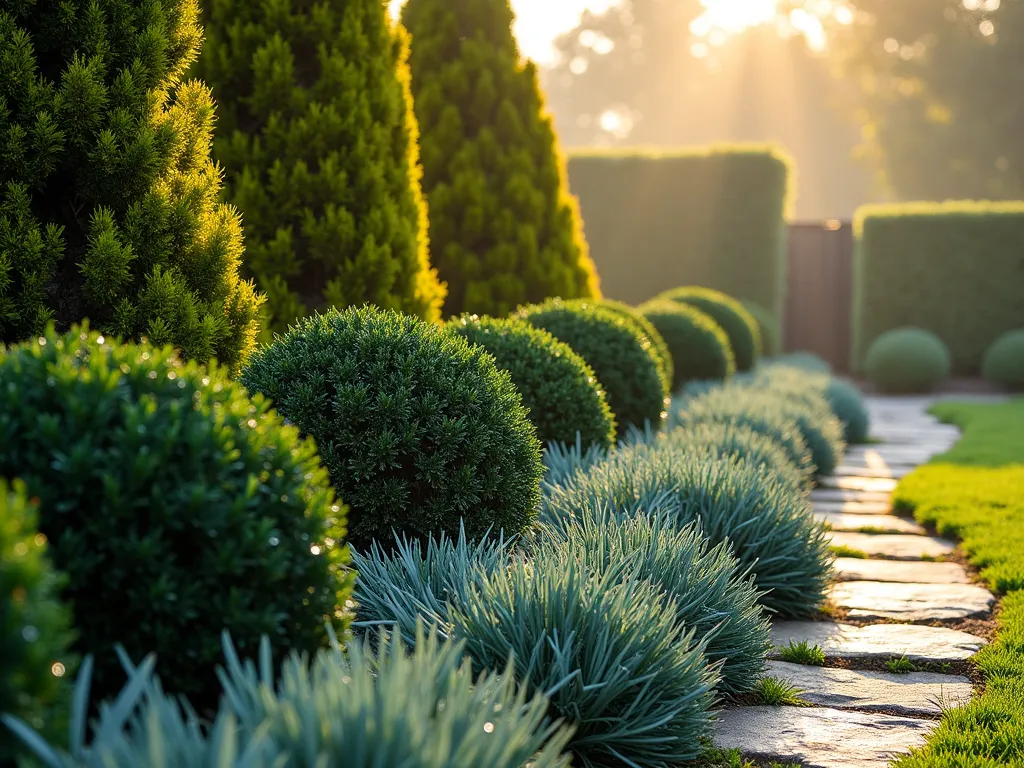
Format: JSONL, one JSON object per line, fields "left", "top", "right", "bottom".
{"left": 765, "top": 661, "right": 972, "bottom": 717}
{"left": 828, "top": 531, "right": 956, "bottom": 560}
{"left": 816, "top": 511, "right": 926, "bottom": 535}
{"left": 715, "top": 395, "right": 993, "bottom": 766}
{"left": 712, "top": 706, "right": 935, "bottom": 768}
{"left": 833, "top": 557, "right": 972, "bottom": 584}
{"left": 830, "top": 581, "right": 995, "bottom": 622}
{"left": 770, "top": 621, "right": 987, "bottom": 664}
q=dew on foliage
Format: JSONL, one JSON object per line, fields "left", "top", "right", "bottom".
{"left": 51, "top": 662, "right": 66, "bottom": 677}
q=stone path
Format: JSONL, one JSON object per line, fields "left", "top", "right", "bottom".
{"left": 714, "top": 394, "right": 997, "bottom": 767}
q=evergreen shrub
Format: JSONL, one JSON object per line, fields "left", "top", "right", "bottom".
{"left": 0, "top": 480, "right": 75, "bottom": 763}
{"left": 198, "top": 0, "right": 445, "bottom": 334}
{"left": 585, "top": 299, "right": 673, "bottom": 392}
{"left": 982, "top": 330, "right": 1024, "bottom": 390}
{"left": 449, "top": 315, "right": 615, "bottom": 450}
{"left": 452, "top": 554, "right": 717, "bottom": 767}
{"left": 0, "top": 326, "right": 350, "bottom": 710}
{"left": 517, "top": 300, "right": 667, "bottom": 437}
{"left": 402, "top": 0, "right": 598, "bottom": 317}
{"left": 0, "top": 0, "right": 261, "bottom": 370}
{"left": 741, "top": 299, "right": 782, "bottom": 357}
{"left": 658, "top": 286, "right": 761, "bottom": 372}
{"left": 543, "top": 442, "right": 832, "bottom": 616}
{"left": 242, "top": 306, "right": 543, "bottom": 549}
{"left": 639, "top": 300, "right": 735, "bottom": 390}
{"left": 864, "top": 327, "right": 952, "bottom": 394}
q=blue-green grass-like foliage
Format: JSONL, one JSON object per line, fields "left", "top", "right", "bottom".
{"left": 676, "top": 384, "right": 844, "bottom": 476}
{"left": 767, "top": 352, "right": 832, "bottom": 373}
{"left": 4, "top": 626, "right": 573, "bottom": 768}
{"left": 350, "top": 524, "right": 510, "bottom": 644}
{"left": 542, "top": 435, "right": 612, "bottom": 492}
{"left": 535, "top": 509, "right": 770, "bottom": 693}
{"left": 451, "top": 553, "right": 718, "bottom": 767}
{"left": 669, "top": 390, "right": 814, "bottom": 478}
{"left": 242, "top": 306, "right": 543, "bottom": 549}
{"left": 824, "top": 379, "right": 871, "bottom": 444}
{"left": 542, "top": 442, "right": 833, "bottom": 616}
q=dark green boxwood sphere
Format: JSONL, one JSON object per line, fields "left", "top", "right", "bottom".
{"left": 0, "top": 480, "right": 76, "bottom": 763}
{"left": 516, "top": 300, "right": 668, "bottom": 438}
{"left": 0, "top": 327, "right": 351, "bottom": 712}
{"left": 639, "top": 300, "right": 735, "bottom": 390}
{"left": 580, "top": 298, "right": 673, "bottom": 392}
{"left": 658, "top": 286, "right": 761, "bottom": 372}
{"left": 864, "top": 328, "right": 951, "bottom": 394}
{"left": 243, "top": 307, "right": 543, "bottom": 549}
{"left": 740, "top": 299, "right": 781, "bottom": 357}
{"left": 982, "top": 329, "right": 1024, "bottom": 390}
{"left": 449, "top": 315, "right": 616, "bottom": 450}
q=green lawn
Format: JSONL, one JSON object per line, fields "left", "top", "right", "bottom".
{"left": 891, "top": 398, "right": 1024, "bottom": 766}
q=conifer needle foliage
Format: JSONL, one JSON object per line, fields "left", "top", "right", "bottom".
{"left": 0, "top": 0, "right": 261, "bottom": 371}
{"left": 401, "top": 0, "right": 600, "bottom": 317}
{"left": 197, "top": 0, "right": 446, "bottom": 334}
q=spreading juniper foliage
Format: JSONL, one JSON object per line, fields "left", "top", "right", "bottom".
{"left": 401, "top": 0, "right": 598, "bottom": 317}
{"left": 518, "top": 299, "right": 667, "bottom": 438}
{"left": 669, "top": 390, "right": 815, "bottom": 480}
{"left": 3, "top": 626, "right": 574, "bottom": 768}
{"left": 449, "top": 315, "right": 616, "bottom": 450}
{"left": 639, "top": 300, "right": 736, "bottom": 390}
{"left": 242, "top": 306, "right": 543, "bottom": 548}
{"left": 0, "top": 326, "right": 351, "bottom": 711}
{"left": 0, "top": 480, "right": 76, "bottom": 764}
{"left": 197, "top": 0, "right": 445, "bottom": 334}
{"left": 536, "top": 509, "right": 771, "bottom": 693}
{"left": 349, "top": 524, "right": 510, "bottom": 644}
{"left": 542, "top": 441, "right": 833, "bottom": 616}
{"left": 0, "top": 0, "right": 261, "bottom": 371}
{"left": 663, "top": 422, "right": 811, "bottom": 494}
{"left": 657, "top": 286, "right": 762, "bottom": 372}
{"left": 451, "top": 553, "right": 718, "bottom": 767}
{"left": 584, "top": 299, "right": 673, "bottom": 394}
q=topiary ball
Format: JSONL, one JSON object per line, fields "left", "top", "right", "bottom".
{"left": 0, "top": 480, "right": 76, "bottom": 763}
{"left": 639, "top": 300, "right": 735, "bottom": 390}
{"left": 516, "top": 300, "right": 668, "bottom": 438}
{"left": 580, "top": 298, "right": 673, "bottom": 392}
{"left": 243, "top": 306, "right": 543, "bottom": 549}
{"left": 864, "top": 327, "right": 951, "bottom": 394}
{"left": 657, "top": 286, "right": 761, "bottom": 372}
{"left": 740, "top": 299, "right": 782, "bottom": 357}
{"left": 448, "top": 315, "right": 616, "bottom": 450}
{"left": 983, "top": 330, "right": 1024, "bottom": 391}
{"left": 825, "top": 379, "right": 871, "bottom": 444}
{"left": 0, "top": 326, "right": 351, "bottom": 711}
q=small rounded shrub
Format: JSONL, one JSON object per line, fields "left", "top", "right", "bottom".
{"left": 826, "top": 379, "right": 871, "bottom": 444}
{"left": 537, "top": 511, "right": 770, "bottom": 693}
{"left": 639, "top": 300, "right": 735, "bottom": 390}
{"left": 243, "top": 306, "right": 543, "bottom": 548}
{"left": 582, "top": 298, "right": 674, "bottom": 391}
{"left": 0, "top": 480, "right": 76, "bottom": 763}
{"left": 449, "top": 315, "right": 616, "bottom": 450}
{"left": 670, "top": 391, "right": 815, "bottom": 481}
{"left": 657, "top": 286, "right": 761, "bottom": 371}
{"left": 740, "top": 299, "right": 782, "bottom": 357}
{"left": 771, "top": 352, "right": 831, "bottom": 373}
{"left": 542, "top": 442, "right": 832, "bottom": 616}
{"left": 517, "top": 300, "right": 668, "bottom": 437}
{"left": 864, "top": 328, "right": 952, "bottom": 394}
{"left": 983, "top": 330, "right": 1024, "bottom": 390}
{"left": 664, "top": 422, "right": 809, "bottom": 493}
{"left": 0, "top": 326, "right": 351, "bottom": 711}
{"left": 452, "top": 553, "right": 718, "bottom": 767}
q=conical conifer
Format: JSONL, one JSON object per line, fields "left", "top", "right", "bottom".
{"left": 402, "top": 0, "right": 600, "bottom": 317}
{"left": 197, "top": 0, "right": 446, "bottom": 334}
{"left": 0, "top": 0, "right": 261, "bottom": 371}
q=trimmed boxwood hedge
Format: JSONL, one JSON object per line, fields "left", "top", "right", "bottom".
{"left": 864, "top": 327, "right": 952, "bottom": 394}
{"left": 517, "top": 299, "right": 668, "bottom": 438}
{"left": 243, "top": 306, "right": 543, "bottom": 548}
{"left": 582, "top": 298, "right": 673, "bottom": 392}
{"left": 983, "top": 329, "right": 1024, "bottom": 390}
{"left": 657, "top": 286, "right": 761, "bottom": 372}
{"left": 449, "top": 315, "right": 616, "bottom": 450}
{"left": 639, "top": 299, "right": 735, "bottom": 390}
